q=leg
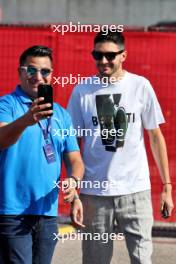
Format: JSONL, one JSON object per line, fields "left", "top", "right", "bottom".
{"left": 32, "top": 216, "right": 58, "bottom": 264}
{"left": 80, "top": 194, "right": 114, "bottom": 264}
{"left": 115, "top": 191, "right": 153, "bottom": 264}
{"left": 0, "top": 215, "right": 33, "bottom": 264}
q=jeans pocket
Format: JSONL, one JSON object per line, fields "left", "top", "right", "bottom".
{"left": 0, "top": 216, "right": 30, "bottom": 237}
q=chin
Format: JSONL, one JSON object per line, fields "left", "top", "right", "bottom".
{"left": 32, "top": 85, "right": 39, "bottom": 90}
{"left": 32, "top": 87, "right": 39, "bottom": 93}
{"left": 99, "top": 68, "right": 112, "bottom": 76}
{"left": 101, "top": 71, "right": 111, "bottom": 77}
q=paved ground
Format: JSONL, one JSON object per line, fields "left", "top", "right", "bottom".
{"left": 52, "top": 235, "right": 176, "bottom": 264}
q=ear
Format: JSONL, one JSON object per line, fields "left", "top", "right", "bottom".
{"left": 120, "top": 50, "right": 127, "bottom": 63}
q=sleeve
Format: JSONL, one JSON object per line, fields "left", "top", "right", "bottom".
{"left": 63, "top": 110, "right": 80, "bottom": 153}
{"left": 67, "top": 86, "right": 85, "bottom": 136}
{"left": 141, "top": 80, "right": 165, "bottom": 129}
{"left": 0, "top": 95, "right": 14, "bottom": 123}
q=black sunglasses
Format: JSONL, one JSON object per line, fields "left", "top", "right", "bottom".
{"left": 91, "top": 50, "right": 124, "bottom": 61}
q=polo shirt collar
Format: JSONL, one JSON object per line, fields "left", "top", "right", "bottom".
{"left": 15, "top": 85, "right": 33, "bottom": 104}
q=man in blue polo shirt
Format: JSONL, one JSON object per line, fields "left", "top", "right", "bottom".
{"left": 0, "top": 45, "right": 84, "bottom": 264}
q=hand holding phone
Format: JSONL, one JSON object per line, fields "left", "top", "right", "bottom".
{"left": 161, "top": 203, "right": 169, "bottom": 219}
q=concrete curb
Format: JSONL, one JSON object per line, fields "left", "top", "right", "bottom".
{"left": 152, "top": 221, "right": 176, "bottom": 238}
{"left": 58, "top": 224, "right": 76, "bottom": 236}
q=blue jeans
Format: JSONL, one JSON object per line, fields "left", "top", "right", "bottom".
{"left": 0, "top": 215, "right": 58, "bottom": 264}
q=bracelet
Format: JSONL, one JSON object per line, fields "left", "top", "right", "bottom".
{"left": 163, "top": 182, "right": 172, "bottom": 185}
{"left": 68, "top": 175, "right": 80, "bottom": 189}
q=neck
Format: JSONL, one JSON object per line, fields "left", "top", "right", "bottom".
{"left": 111, "top": 69, "right": 125, "bottom": 81}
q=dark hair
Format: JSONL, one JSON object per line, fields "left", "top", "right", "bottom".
{"left": 19, "top": 45, "right": 53, "bottom": 66}
{"left": 94, "top": 30, "right": 125, "bottom": 49}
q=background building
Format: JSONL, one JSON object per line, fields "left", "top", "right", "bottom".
{"left": 0, "top": 0, "right": 176, "bottom": 26}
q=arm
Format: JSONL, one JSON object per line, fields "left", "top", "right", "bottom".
{"left": 63, "top": 151, "right": 84, "bottom": 202}
{"left": 148, "top": 128, "right": 174, "bottom": 216}
{"left": 0, "top": 118, "right": 29, "bottom": 149}
{"left": 64, "top": 150, "right": 84, "bottom": 181}
{"left": 0, "top": 98, "right": 52, "bottom": 149}
{"left": 71, "top": 196, "right": 85, "bottom": 228}
{"left": 63, "top": 151, "right": 85, "bottom": 227}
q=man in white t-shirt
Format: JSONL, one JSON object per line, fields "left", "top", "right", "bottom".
{"left": 67, "top": 30, "right": 174, "bottom": 264}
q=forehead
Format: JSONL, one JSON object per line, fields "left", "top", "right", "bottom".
{"left": 94, "top": 41, "right": 120, "bottom": 52}
{"left": 24, "top": 56, "right": 52, "bottom": 68}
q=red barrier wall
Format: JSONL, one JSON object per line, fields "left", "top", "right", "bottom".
{"left": 0, "top": 26, "right": 175, "bottom": 222}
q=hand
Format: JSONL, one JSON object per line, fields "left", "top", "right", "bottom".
{"left": 160, "top": 185, "right": 174, "bottom": 217}
{"left": 71, "top": 198, "right": 85, "bottom": 228}
{"left": 63, "top": 178, "right": 77, "bottom": 203}
{"left": 23, "top": 97, "right": 53, "bottom": 126}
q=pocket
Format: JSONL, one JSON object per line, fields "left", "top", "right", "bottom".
{"left": 134, "top": 191, "right": 153, "bottom": 218}
{"left": 39, "top": 217, "right": 58, "bottom": 240}
{"left": 0, "top": 216, "right": 30, "bottom": 237}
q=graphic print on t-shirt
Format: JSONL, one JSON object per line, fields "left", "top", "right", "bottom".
{"left": 95, "top": 94, "right": 128, "bottom": 152}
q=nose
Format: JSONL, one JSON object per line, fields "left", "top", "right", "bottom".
{"left": 34, "top": 70, "right": 43, "bottom": 81}
{"left": 100, "top": 56, "right": 108, "bottom": 64}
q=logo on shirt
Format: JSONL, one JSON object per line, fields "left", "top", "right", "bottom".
{"left": 92, "top": 94, "right": 135, "bottom": 152}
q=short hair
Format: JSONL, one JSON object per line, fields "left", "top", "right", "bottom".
{"left": 19, "top": 45, "right": 53, "bottom": 66}
{"left": 94, "top": 30, "right": 125, "bottom": 49}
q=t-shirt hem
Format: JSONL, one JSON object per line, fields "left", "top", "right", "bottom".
{"left": 64, "top": 147, "right": 79, "bottom": 152}
{"left": 0, "top": 210, "right": 58, "bottom": 217}
{"left": 80, "top": 186, "right": 151, "bottom": 196}
{"left": 144, "top": 120, "right": 165, "bottom": 130}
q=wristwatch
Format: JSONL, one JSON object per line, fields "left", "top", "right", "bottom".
{"left": 68, "top": 175, "right": 81, "bottom": 189}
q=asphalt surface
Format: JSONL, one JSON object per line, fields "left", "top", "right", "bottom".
{"left": 52, "top": 236, "right": 176, "bottom": 264}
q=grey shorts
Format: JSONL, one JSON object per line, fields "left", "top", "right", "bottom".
{"left": 80, "top": 190, "right": 153, "bottom": 264}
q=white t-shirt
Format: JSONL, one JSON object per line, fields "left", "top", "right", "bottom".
{"left": 67, "top": 71, "right": 165, "bottom": 196}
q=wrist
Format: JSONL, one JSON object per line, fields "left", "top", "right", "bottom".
{"left": 17, "top": 114, "right": 29, "bottom": 129}
{"left": 71, "top": 193, "right": 80, "bottom": 204}
{"left": 21, "top": 112, "right": 32, "bottom": 127}
{"left": 163, "top": 182, "right": 172, "bottom": 185}
{"left": 68, "top": 175, "right": 81, "bottom": 189}
{"left": 163, "top": 183, "right": 172, "bottom": 192}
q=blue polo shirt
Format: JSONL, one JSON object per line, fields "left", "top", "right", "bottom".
{"left": 0, "top": 85, "right": 79, "bottom": 216}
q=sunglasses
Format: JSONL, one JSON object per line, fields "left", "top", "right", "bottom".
{"left": 20, "top": 66, "right": 53, "bottom": 78}
{"left": 91, "top": 50, "right": 124, "bottom": 61}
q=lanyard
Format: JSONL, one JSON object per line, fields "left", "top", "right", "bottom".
{"left": 24, "top": 101, "right": 52, "bottom": 142}
{"left": 38, "top": 118, "right": 52, "bottom": 141}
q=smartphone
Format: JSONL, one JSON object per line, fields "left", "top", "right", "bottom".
{"left": 37, "top": 84, "right": 53, "bottom": 116}
{"left": 161, "top": 203, "right": 169, "bottom": 218}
